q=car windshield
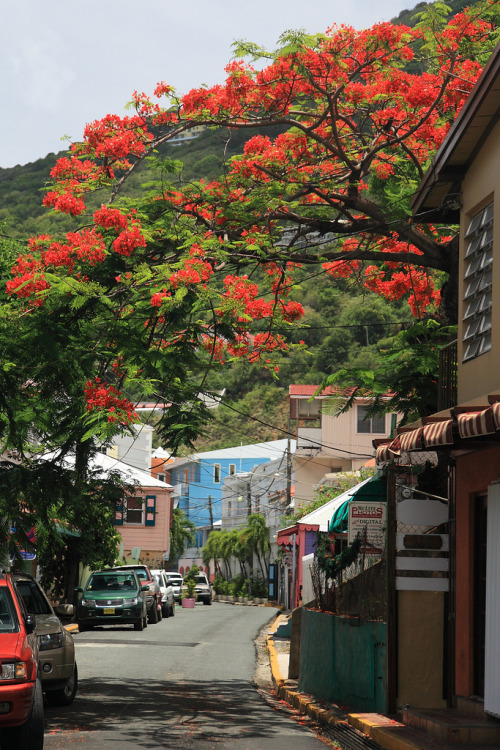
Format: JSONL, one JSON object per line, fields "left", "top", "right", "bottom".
{"left": 0, "top": 588, "right": 19, "bottom": 633}
{"left": 16, "top": 580, "right": 52, "bottom": 615}
{"left": 195, "top": 575, "right": 207, "bottom": 585}
{"left": 86, "top": 574, "right": 138, "bottom": 593}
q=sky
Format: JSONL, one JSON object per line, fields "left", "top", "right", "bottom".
{"left": 2, "top": 0, "right": 413, "bottom": 169}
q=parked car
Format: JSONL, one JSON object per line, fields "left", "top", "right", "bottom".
{"left": 108, "top": 564, "right": 162, "bottom": 624}
{"left": 150, "top": 570, "right": 175, "bottom": 617}
{"left": 13, "top": 573, "right": 77, "bottom": 706}
{"left": 75, "top": 569, "right": 148, "bottom": 631}
{"left": 164, "top": 572, "right": 183, "bottom": 601}
{"left": 0, "top": 572, "right": 44, "bottom": 750}
{"left": 194, "top": 572, "right": 213, "bottom": 605}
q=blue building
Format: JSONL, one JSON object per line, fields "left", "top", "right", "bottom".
{"left": 169, "top": 439, "right": 292, "bottom": 546}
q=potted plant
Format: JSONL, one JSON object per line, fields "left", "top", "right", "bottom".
{"left": 181, "top": 576, "right": 196, "bottom": 608}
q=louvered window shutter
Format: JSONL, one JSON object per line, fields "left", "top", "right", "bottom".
{"left": 145, "top": 495, "right": 156, "bottom": 526}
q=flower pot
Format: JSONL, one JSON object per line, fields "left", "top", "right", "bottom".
{"left": 181, "top": 598, "right": 196, "bottom": 608}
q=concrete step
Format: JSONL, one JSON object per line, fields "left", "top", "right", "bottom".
{"left": 402, "top": 707, "right": 500, "bottom": 746}
{"left": 349, "top": 712, "right": 500, "bottom": 750}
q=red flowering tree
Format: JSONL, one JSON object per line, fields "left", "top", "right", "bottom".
{"left": 3, "top": 1, "right": 499, "bottom": 455}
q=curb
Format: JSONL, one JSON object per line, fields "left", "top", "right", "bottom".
{"left": 265, "top": 616, "right": 437, "bottom": 750}
{"left": 266, "top": 615, "right": 345, "bottom": 727}
{"left": 64, "top": 623, "right": 79, "bottom": 633}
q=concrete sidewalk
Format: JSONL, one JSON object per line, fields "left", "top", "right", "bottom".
{"left": 266, "top": 613, "right": 499, "bottom": 750}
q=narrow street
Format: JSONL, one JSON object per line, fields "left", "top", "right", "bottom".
{"left": 42, "top": 603, "right": 330, "bottom": 749}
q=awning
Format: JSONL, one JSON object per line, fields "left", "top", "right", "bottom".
{"left": 329, "top": 476, "right": 387, "bottom": 534}
{"left": 276, "top": 523, "right": 299, "bottom": 547}
{"left": 399, "top": 427, "right": 424, "bottom": 452}
{"left": 422, "top": 419, "right": 454, "bottom": 446}
{"left": 375, "top": 442, "right": 392, "bottom": 464}
{"left": 457, "top": 407, "right": 495, "bottom": 438}
{"left": 374, "top": 408, "right": 496, "bottom": 463}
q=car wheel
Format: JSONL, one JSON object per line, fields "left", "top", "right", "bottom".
{"left": 143, "top": 611, "right": 148, "bottom": 628}
{"left": 148, "top": 601, "right": 158, "bottom": 624}
{"left": 162, "top": 603, "right": 169, "bottom": 618}
{"left": 2, "top": 677, "right": 44, "bottom": 750}
{"left": 134, "top": 616, "right": 144, "bottom": 631}
{"left": 78, "top": 621, "right": 92, "bottom": 632}
{"left": 157, "top": 602, "right": 163, "bottom": 622}
{"left": 203, "top": 598, "right": 212, "bottom": 605}
{"left": 46, "top": 663, "right": 78, "bottom": 707}
{"left": 170, "top": 601, "right": 175, "bottom": 617}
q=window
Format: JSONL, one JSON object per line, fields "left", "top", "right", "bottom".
{"left": 229, "top": 464, "right": 236, "bottom": 476}
{"left": 357, "top": 406, "right": 386, "bottom": 434}
{"left": 157, "top": 473, "right": 165, "bottom": 482}
{"left": 463, "top": 202, "right": 493, "bottom": 361}
{"left": 213, "top": 464, "right": 221, "bottom": 483}
{"left": 228, "top": 501, "right": 232, "bottom": 517}
{"left": 125, "top": 497, "right": 144, "bottom": 524}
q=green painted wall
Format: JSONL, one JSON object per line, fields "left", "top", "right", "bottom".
{"left": 298, "top": 609, "right": 387, "bottom": 713}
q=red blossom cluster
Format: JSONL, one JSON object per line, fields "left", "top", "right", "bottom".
{"left": 84, "top": 379, "right": 137, "bottom": 425}
{"left": 202, "top": 330, "right": 289, "bottom": 371}
{"left": 169, "top": 256, "right": 214, "bottom": 289}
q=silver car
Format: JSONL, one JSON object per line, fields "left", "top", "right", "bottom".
{"left": 13, "top": 574, "right": 78, "bottom": 706}
{"left": 150, "top": 570, "right": 175, "bottom": 617}
{"left": 164, "top": 572, "right": 183, "bottom": 602}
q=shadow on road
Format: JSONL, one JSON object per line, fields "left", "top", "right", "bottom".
{"left": 45, "top": 676, "right": 298, "bottom": 746}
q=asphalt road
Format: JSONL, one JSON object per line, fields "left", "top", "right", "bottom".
{"left": 42, "top": 602, "right": 330, "bottom": 749}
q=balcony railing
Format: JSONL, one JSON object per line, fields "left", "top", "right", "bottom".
{"left": 438, "top": 339, "right": 457, "bottom": 411}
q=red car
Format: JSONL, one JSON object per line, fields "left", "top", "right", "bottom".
{"left": 0, "top": 573, "right": 44, "bottom": 749}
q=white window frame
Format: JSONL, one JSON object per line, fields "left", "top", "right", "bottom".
{"left": 229, "top": 464, "right": 236, "bottom": 476}
{"left": 356, "top": 405, "right": 386, "bottom": 435}
{"left": 125, "top": 496, "right": 144, "bottom": 525}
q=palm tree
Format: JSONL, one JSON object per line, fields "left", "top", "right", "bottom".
{"left": 202, "top": 530, "right": 222, "bottom": 578}
{"left": 244, "top": 514, "right": 270, "bottom": 581}
{"left": 234, "top": 528, "right": 251, "bottom": 579}
{"left": 169, "top": 508, "right": 195, "bottom": 563}
{"left": 218, "top": 529, "right": 236, "bottom": 579}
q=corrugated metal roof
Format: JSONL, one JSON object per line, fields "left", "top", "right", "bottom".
{"left": 169, "top": 439, "right": 296, "bottom": 464}
{"left": 298, "top": 476, "right": 375, "bottom": 532}
{"left": 40, "top": 451, "right": 173, "bottom": 489}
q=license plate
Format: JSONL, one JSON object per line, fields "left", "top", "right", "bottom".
{"left": 103, "top": 608, "right": 115, "bottom": 615}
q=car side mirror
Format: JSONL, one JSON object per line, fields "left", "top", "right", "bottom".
{"left": 25, "top": 613, "right": 36, "bottom": 634}
{"left": 141, "top": 582, "right": 150, "bottom": 589}
{"left": 54, "top": 604, "right": 74, "bottom": 618}
{"left": 74, "top": 586, "right": 83, "bottom": 593}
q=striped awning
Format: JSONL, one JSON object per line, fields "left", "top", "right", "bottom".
{"left": 399, "top": 427, "right": 424, "bottom": 452}
{"left": 422, "top": 420, "right": 454, "bottom": 447}
{"left": 492, "top": 402, "right": 500, "bottom": 430}
{"left": 457, "top": 407, "right": 496, "bottom": 438}
{"left": 375, "top": 442, "right": 392, "bottom": 464}
{"left": 374, "top": 399, "right": 500, "bottom": 464}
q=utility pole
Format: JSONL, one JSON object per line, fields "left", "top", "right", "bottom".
{"left": 286, "top": 417, "right": 292, "bottom": 509}
{"left": 208, "top": 495, "right": 213, "bottom": 530}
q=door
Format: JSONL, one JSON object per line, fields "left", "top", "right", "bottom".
{"left": 474, "top": 493, "right": 487, "bottom": 697}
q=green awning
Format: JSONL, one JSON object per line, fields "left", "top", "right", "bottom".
{"left": 329, "top": 476, "right": 387, "bottom": 534}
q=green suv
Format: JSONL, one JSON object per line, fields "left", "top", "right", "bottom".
{"left": 76, "top": 570, "right": 147, "bottom": 631}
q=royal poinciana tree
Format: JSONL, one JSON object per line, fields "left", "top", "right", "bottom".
{"left": 1, "top": 3, "right": 498, "bottom": 582}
